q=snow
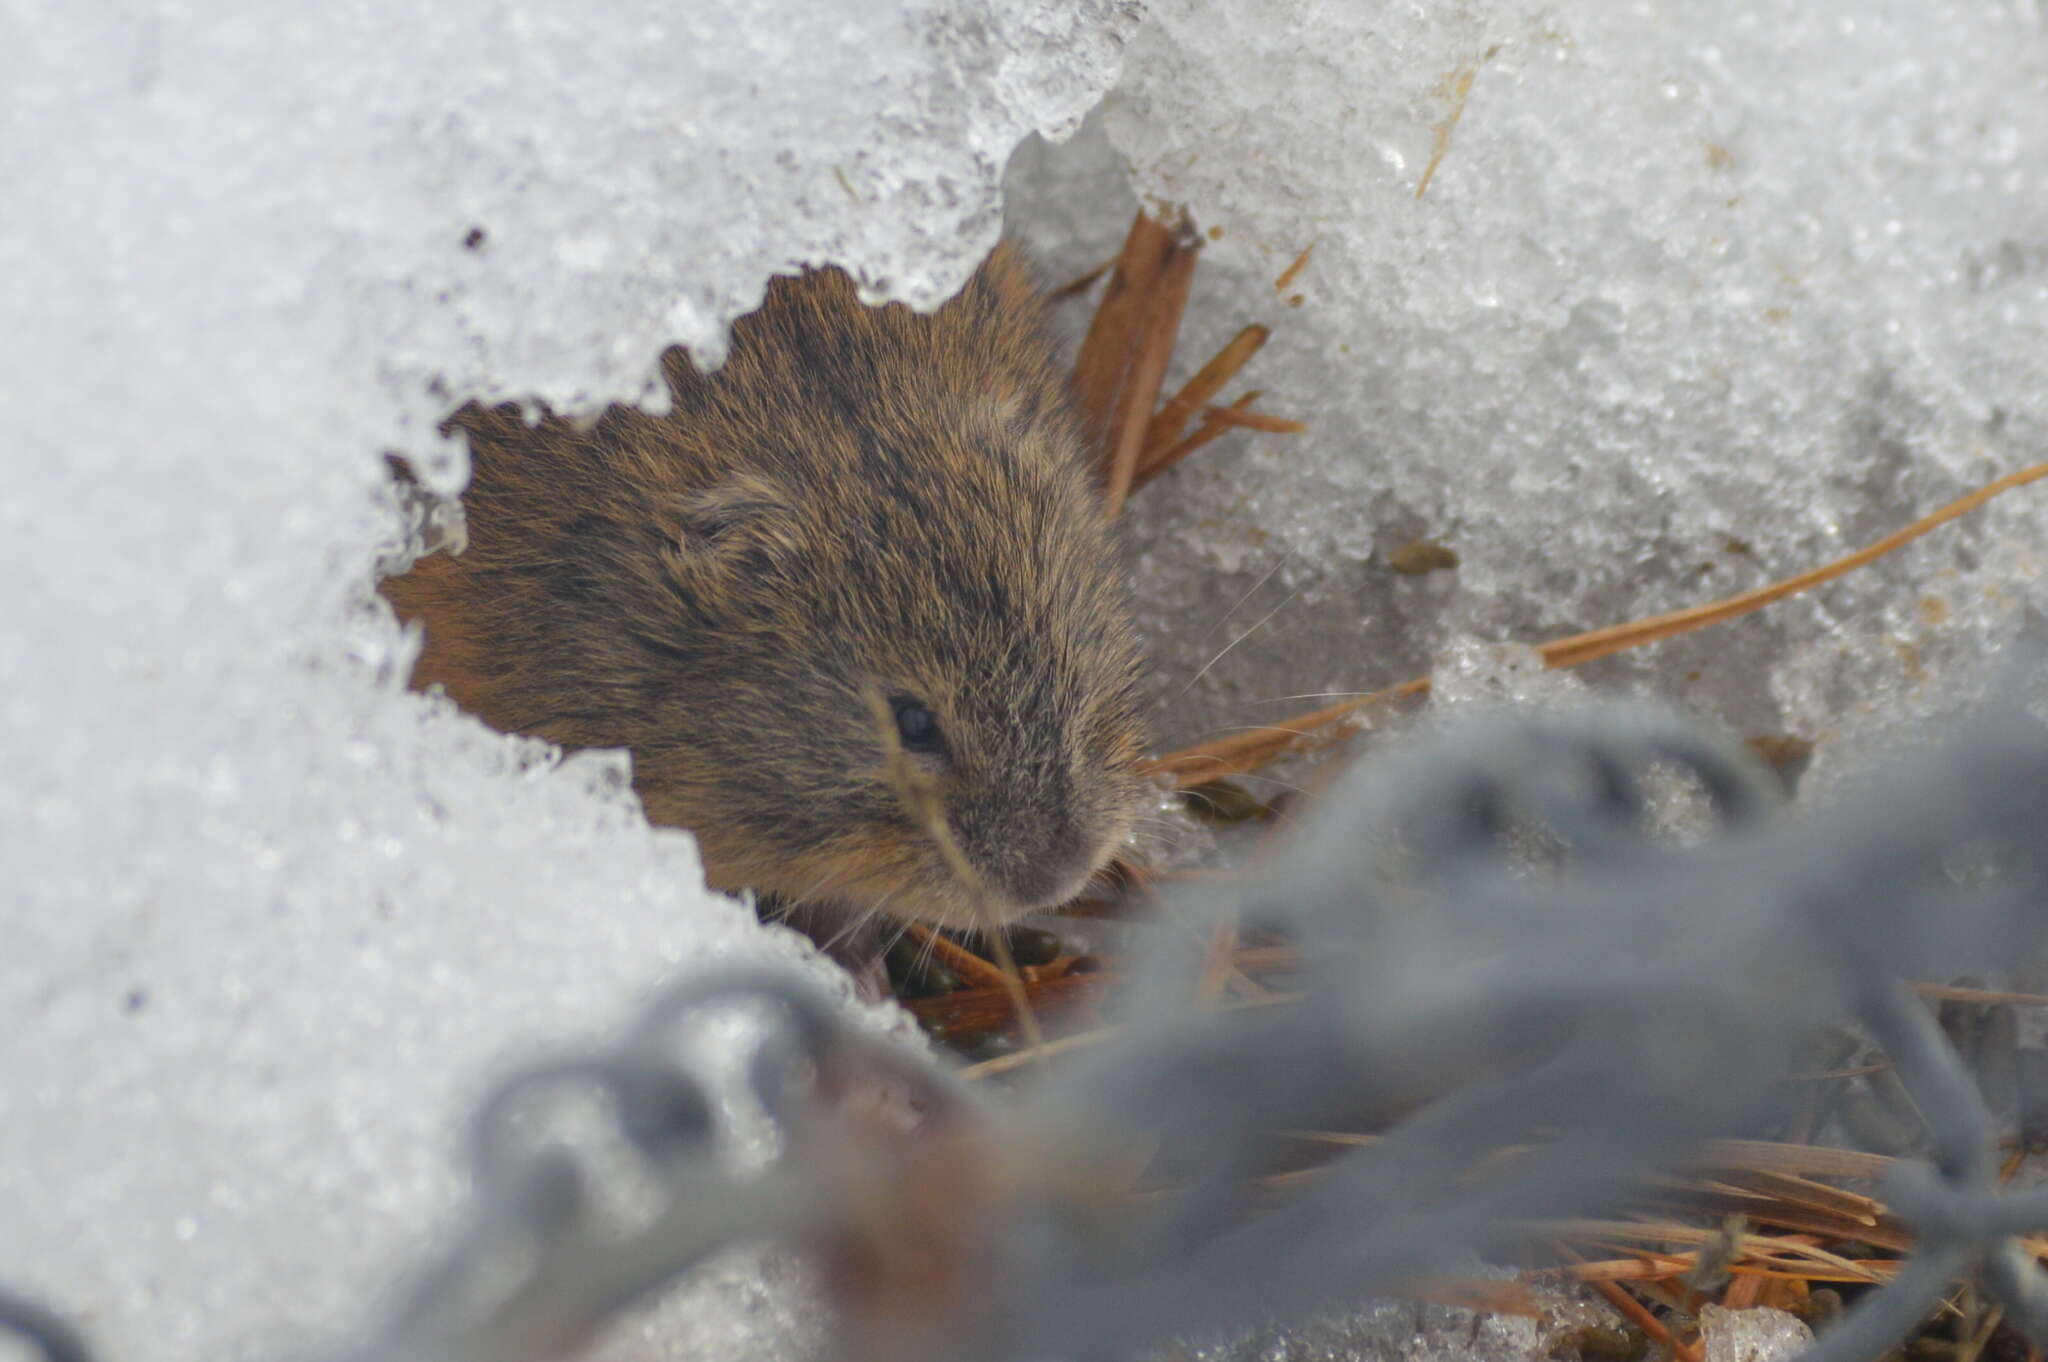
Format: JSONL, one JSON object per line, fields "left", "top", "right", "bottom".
{"left": 1008, "top": 1, "right": 2048, "bottom": 789}
{"left": 1701, "top": 1305, "right": 1815, "bottom": 1362}
{"left": 8, "top": 0, "right": 2048, "bottom": 1360}
{"left": 1173, "top": 1276, "right": 1619, "bottom": 1362}
{"left": 0, "top": 3, "right": 1135, "bottom": 1361}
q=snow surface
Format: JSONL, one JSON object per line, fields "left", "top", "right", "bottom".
{"left": 0, "top": 3, "right": 1134, "bottom": 1361}
{"left": 1174, "top": 1274, "right": 1618, "bottom": 1362}
{"left": 1010, "top": 1, "right": 2048, "bottom": 795}
{"left": 8, "top": 1, "right": 2048, "bottom": 1361}
{"left": 1700, "top": 1306, "right": 1815, "bottom": 1362}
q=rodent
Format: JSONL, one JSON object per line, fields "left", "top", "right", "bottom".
{"left": 381, "top": 242, "right": 1150, "bottom": 935}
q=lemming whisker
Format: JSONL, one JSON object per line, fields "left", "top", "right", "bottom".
{"left": 816, "top": 892, "right": 891, "bottom": 955}
{"left": 1221, "top": 773, "right": 1310, "bottom": 796}
{"left": 1188, "top": 549, "right": 1294, "bottom": 654}
{"left": 875, "top": 915, "right": 917, "bottom": 968}
{"left": 1178, "top": 578, "right": 1312, "bottom": 699}
{"left": 784, "top": 862, "right": 857, "bottom": 913}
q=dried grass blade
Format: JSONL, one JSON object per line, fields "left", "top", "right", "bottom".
{"left": 1145, "top": 677, "right": 1429, "bottom": 787}
{"left": 1697, "top": 1168, "right": 1883, "bottom": 1227}
{"left": 1048, "top": 257, "right": 1114, "bottom": 302}
{"left": 1146, "top": 461, "right": 2048, "bottom": 786}
{"left": 1554, "top": 1239, "right": 1705, "bottom": 1362}
{"left": 1274, "top": 241, "right": 1316, "bottom": 293}
{"left": 1071, "top": 214, "right": 1175, "bottom": 460}
{"left": 1912, "top": 981, "right": 2048, "bottom": 1008}
{"left": 1537, "top": 461, "right": 2048, "bottom": 669}
{"left": 1142, "top": 325, "right": 1270, "bottom": 464}
{"left": 1102, "top": 236, "right": 1200, "bottom": 518}
{"left": 1198, "top": 404, "right": 1306, "bottom": 435}
{"left": 1691, "top": 1138, "right": 1896, "bottom": 1182}
{"left": 1130, "top": 392, "right": 1258, "bottom": 493}
{"left": 904, "top": 922, "right": 1010, "bottom": 992}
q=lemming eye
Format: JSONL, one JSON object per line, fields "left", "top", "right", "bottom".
{"left": 891, "top": 696, "right": 944, "bottom": 754}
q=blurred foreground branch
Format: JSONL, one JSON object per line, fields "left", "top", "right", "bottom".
{"left": 16, "top": 688, "right": 2048, "bottom": 1362}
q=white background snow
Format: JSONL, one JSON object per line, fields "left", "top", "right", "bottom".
{"left": 1036, "top": 2, "right": 2048, "bottom": 776}
{"left": 5, "top": 2, "right": 2046, "bottom": 1361}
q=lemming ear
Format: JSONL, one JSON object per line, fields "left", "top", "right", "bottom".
{"left": 668, "top": 474, "right": 806, "bottom": 575}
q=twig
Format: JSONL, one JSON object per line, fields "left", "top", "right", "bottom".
{"left": 1048, "top": 258, "right": 1114, "bottom": 302}
{"left": 1195, "top": 404, "right": 1306, "bottom": 435}
{"left": 1196, "top": 920, "right": 1239, "bottom": 1006}
{"left": 1104, "top": 223, "right": 1202, "bottom": 517}
{"left": 1417, "top": 63, "right": 1480, "bottom": 200}
{"left": 1143, "top": 325, "right": 1271, "bottom": 464}
{"left": 1536, "top": 461, "right": 2048, "bottom": 669}
{"left": 1130, "top": 391, "right": 1269, "bottom": 493}
{"left": 1274, "top": 241, "right": 1316, "bottom": 294}
{"left": 1071, "top": 213, "right": 1203, "bottom": 517}
{"left": 905, "top": 972, "right": 1109, "bottom": 1040}
{"left": 903, "top": 923, "right": 1011, "bottom": 992}
{"left": 1554, "top": 1240, "right": 1706, "bottom": 1362}
{"left": 1912, "top": 981, "right": 2048, "bottom": 1009}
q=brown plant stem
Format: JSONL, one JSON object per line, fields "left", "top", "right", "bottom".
{"left": 1148, "top": 461, "right": 2048, "bottom": 787}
